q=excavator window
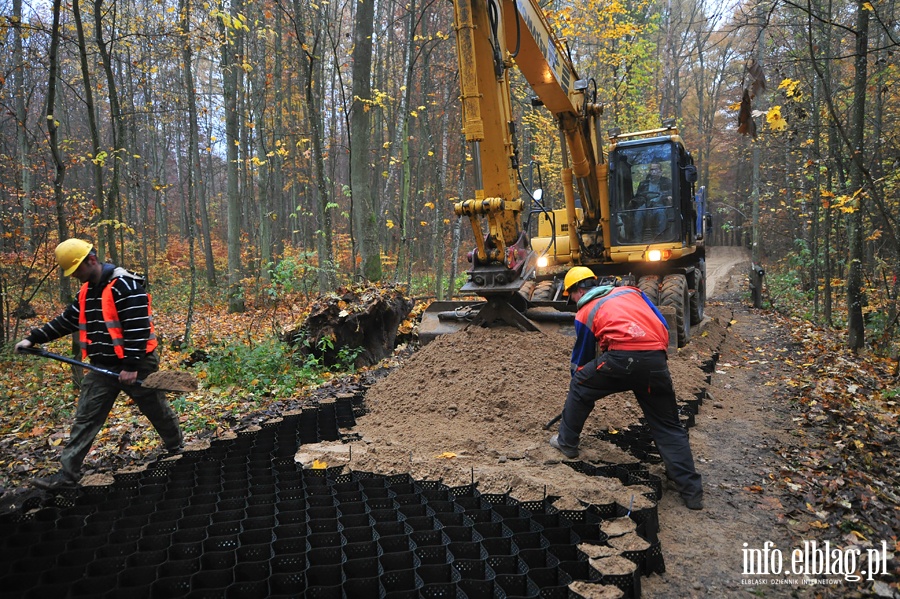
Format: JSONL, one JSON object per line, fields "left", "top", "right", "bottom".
{"left": 609, "top": 142, "right": 679, "bottom": 246}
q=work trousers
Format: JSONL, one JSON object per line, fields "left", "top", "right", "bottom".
{"left": 557, "top": 349, "right": 702, "bottom": 503}
{"left": 60, "top": 352, "right": 183, "bottom": 478}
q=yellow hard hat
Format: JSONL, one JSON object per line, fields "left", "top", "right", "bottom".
{"left": 563, "top": 266, "right": 596, "bottom": 296}
{"left": 56, "top": 239, "right": 93, "bottom": 276}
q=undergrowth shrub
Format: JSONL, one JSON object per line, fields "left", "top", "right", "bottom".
{"left": 193, "top": 336, "right": 362, "bottom": 400}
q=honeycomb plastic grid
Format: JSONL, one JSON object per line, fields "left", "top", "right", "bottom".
{"left": 592, "top": 388, "right": 706, "bottom": 465}
{"left": 0, "top": 408, "right": 661, "bottom": 599}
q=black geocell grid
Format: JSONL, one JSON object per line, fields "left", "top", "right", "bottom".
{"left": 593, "top": 390, "right": 706, "bottom": 466}
{"left": 0, "top": 397, "right": 663, "bottom": 599}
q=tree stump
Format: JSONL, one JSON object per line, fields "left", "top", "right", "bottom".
{"left": 283, "top": 285, "right": 413, "bottom": 368}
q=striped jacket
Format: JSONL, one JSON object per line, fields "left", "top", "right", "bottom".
{"left": 570, "top": 286, "right": 669, "bottom": 373}
{"left": 27, "top": 264, "right": 156, "bottom": 370}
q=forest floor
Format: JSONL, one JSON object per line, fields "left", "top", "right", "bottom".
{"left": 639, "top": 247, "right": 899, "bottom": 598}
{"left": 1, "top": 246, "right": 898, "bottom": 597}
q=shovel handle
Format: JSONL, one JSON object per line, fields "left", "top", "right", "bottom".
{"left": 20, "top": 346, "right": 145, "bottom": 386}
{"left": 543, "top": 412, "right": 562, "bottom": 430}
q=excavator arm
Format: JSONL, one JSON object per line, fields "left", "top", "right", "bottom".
{"left": 451, "top": 0, "right": 606, "bottom": 296}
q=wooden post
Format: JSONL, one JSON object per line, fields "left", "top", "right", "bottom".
{"left": 750, "top": 263, "right": 765, "bottom": 308}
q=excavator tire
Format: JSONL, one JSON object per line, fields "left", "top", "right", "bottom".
{"left": 530, "top": 280, "right": 556, "bottom": 302}
{"left": 689, "top": 267, "right": 706, "bottom": 325}
{"left": 637, "top": 275, "right": 660, "bottom": 304}
{"left": 660, "top": 274, "right": 690, "bottom": 347}
{"left": 518, "top": 280, "right": 536, "bottom": 302}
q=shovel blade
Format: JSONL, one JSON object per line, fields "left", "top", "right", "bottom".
{"left": 141, "top": 371, "right": 199, "bottom": 392}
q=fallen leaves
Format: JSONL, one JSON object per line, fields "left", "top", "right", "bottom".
{"left": 768, "top": 313, "right": 900, "bottom": 542}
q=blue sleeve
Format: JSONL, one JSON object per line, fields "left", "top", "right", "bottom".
{"left": 570, "top": 319, "right": 598, "bottom": 375}
{"left": 640, "top": 291, "right": 668, "bottom": 328}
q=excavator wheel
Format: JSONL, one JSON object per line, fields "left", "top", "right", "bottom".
{"left": 530, "top": 280, "right": 556, "bottom": 302}
{"left": 518, "top": 280, "right": 536, "bottom": 302}
{"left": 660, "top": 274, "right": 690, "bottom": 347}
{"left": 637, "top": 275, "right": 660, "bottom": 304}
{"left": 689, "top": 267, "right": 706, "bottom": 325}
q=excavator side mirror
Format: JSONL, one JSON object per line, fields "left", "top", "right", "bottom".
{"left": 684, "top": 164, "right": 698, "bottom": 183}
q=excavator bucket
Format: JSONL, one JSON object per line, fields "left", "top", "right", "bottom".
{"left": 417, "top": 298, "right": 577, "bottom": 345}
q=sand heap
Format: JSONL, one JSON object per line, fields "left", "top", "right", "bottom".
{"left": 296, "top": 323, "right": 717, "bottom": 510}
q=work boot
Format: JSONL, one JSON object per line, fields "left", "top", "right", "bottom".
{"left": 683, "top": 495, "right": 704, "bottom": 510}
{"left": 549, "top": 435, "right": 579, "bottom": 459}
{"left": 31, "top": 471, "right": 80, "bottom": 491}
{"left": 166, "top": 443, "right": 184, "bottom": 455}
{"left": 664, "top": 473, "right": 679, "bottom": 492}
{"left": 158, "top": 443, "right": 184, "bottom": 460}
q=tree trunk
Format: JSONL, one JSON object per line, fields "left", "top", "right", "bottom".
{"left": 749, "top": 10, "right": 764, "bottom": 308}
{"left": 250, "top": 4, "right": 272, "bottom": 282}
{"left": 846, "top": 0, "right": 868, "bottom": 352}
{"left": 46, "top": 0, "right": 70, "bottom": 303}
{"left": 73, "top": 0, "right": 106, "bottom": 255}
{"left": 434, "top": 110, "right": 451, "bottom": 299}
{"left": 13, "top": 0, "right": 34, "bottom": 247}
{"left": 810, "top": 75, "right": 822, "bottom": 321}
{"left": 93, "top": 0, "right": 123, "bottom": 263}
{"left": 221, "top": 0, "right": 245, "bottom": 313}
{"left": 350, "top": 0, "right": 380, "bottom": 282}
{"left": 272, "top": 8, "right": 286, "bottom": 258}
{"left": 446, "top": 162, "right": 466, "bottom": 299}
{"left": 179, "top": 0, "right": 199, "bottom": 344}
{"left": 289, "top": 0, "right": 335, "bottom": 292}
{"left": 179, "top": 0, "right": 215, "bottom": 287}
{"left": 257, "top": 136, "right": 273, "bottom": 282}
{"left": 394, "top": 0, "right": 417, "bottom": 283}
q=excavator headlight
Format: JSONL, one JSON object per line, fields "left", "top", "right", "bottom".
{"left": 647, "top": 249, "right": 671, "bottom": 262}
{"left": 537, "top": 255, "right": 549, "bottom": 268}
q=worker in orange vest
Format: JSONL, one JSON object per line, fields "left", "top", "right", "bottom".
{"left": 15, "top": 239, "right": 183, "bottom": 491}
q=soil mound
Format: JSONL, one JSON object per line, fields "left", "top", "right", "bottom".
{"left": 303, "top": 321, "right": 723, "bottom": 510}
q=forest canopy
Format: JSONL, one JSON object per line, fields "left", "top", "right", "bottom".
{"left": 0, "top": 0, "right": 898, "bottom": 355}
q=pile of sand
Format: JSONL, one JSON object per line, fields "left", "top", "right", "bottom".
{"left": 297, "top": 318, "right": 726, "bottom": 510}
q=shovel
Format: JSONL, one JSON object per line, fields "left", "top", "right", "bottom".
{"left": 543, "top": 412, "right": 562, "bottom": 430}
{"left": 20, "top": 347, "right": 198, "bottom": 392}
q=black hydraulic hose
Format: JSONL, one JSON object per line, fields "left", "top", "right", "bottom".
{"left": 488, "top": 0, "right": 504, "bottom": 79}
{"left": 510, "top": 0, "right": 521, "bottom": 58}
{"left": 517, "top": 168, "right": 547, "bottom": 213}
{"left": 516, "top": 166, "right": 557, "bottom": 259}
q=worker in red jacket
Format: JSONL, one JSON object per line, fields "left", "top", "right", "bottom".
{"left": 549, "top": 266, "right": 703, "bottom": 510}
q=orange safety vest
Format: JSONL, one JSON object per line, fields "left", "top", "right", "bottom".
{"left": 78, "top": 278, "right": 157, "bottom": 360}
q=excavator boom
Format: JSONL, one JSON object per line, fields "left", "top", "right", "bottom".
{"left": 450, "top": 0, "right": 604, "bottom": 297}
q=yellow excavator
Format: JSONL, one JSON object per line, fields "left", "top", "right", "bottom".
{"left": 420, "top": 0, "right": 709, "bottom": 347}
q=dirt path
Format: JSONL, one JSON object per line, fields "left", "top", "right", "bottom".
{"left": 703, "top": 245, "right": 747, "bottom": 299}
{"left": 639, "top": 246, "right": 894, "bottom": 599}
{"left": 642, "top": 246, "right": 808, "bottom": 598}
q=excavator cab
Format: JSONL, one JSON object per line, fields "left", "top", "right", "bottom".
{"left": 606, "top": 133, "right": 700, "bottom": 264}
{"left": 609, "top": 139, "right": 682, "bottom": 247}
